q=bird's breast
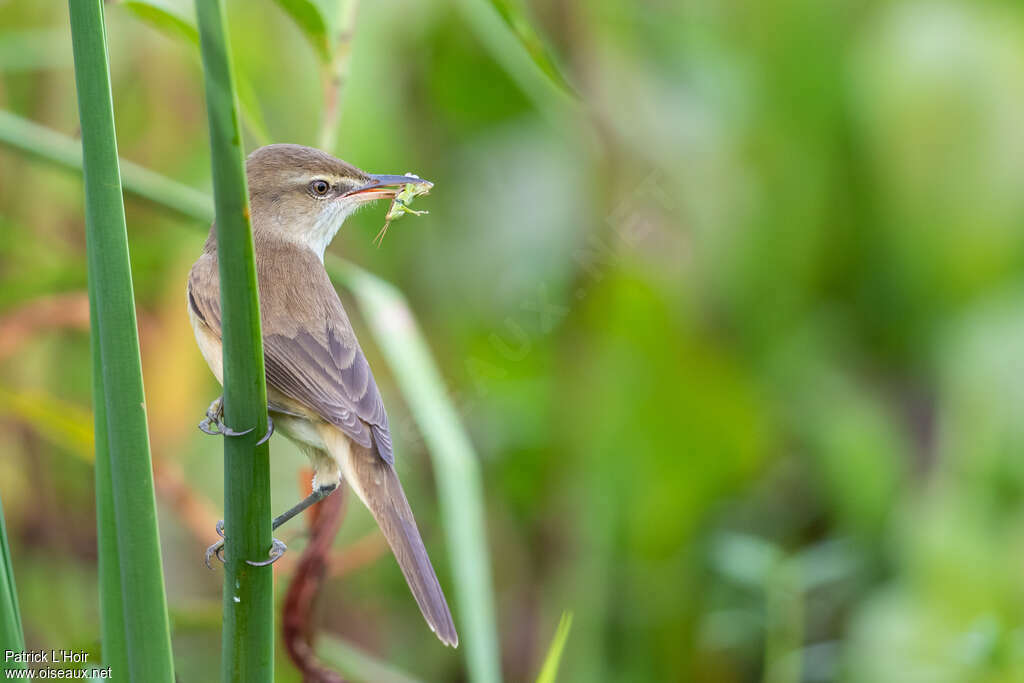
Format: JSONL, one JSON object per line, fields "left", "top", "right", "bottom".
{"left": 187, "top": 290, "right": 224, "bottom": 386}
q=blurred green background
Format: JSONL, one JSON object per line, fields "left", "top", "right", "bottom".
{"left": 3, "top": 0, "right": 1024, "bottom": 680}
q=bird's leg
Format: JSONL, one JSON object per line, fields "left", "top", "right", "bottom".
{"left": 197, "top": 395, "right": 275, "bottom": 444}
{"left": 243, "top": 485, "right": 338, "bottom": 567}
{"left": 271, "top": 484, "right": 338, "bottom": 531}
{"left": 204, "top": 485, "right": 338, "bottom": 569}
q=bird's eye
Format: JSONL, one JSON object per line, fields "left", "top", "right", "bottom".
{"left": 310, "top": 180, "right": 330, "bottom": 196}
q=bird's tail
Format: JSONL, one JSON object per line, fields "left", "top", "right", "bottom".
{"left": 318, "top": 423, "right": 458, "bottom": 647}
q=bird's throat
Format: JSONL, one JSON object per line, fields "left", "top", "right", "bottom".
{"left": 307, "top": 201, "right": 357, "bottom": 262}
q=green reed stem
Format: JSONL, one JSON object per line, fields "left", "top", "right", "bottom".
{"left": 68, "top": 1, "right": 175, "bottom": 680}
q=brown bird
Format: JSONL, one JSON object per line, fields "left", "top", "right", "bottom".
{"left": 187, "top": 143, "right": 457, "bottom": 647}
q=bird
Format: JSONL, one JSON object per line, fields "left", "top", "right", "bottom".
{"left": 187, "top": 143, "right": 458, "bottom": 647}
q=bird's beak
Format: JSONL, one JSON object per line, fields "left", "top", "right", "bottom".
{"left": 341, "top": 174, "right": 432, "bottom": 202}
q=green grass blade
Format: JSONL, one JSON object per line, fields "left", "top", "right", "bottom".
{"left": 326, "top": 257, "right": 503, "bottom": 683}
{"left": 484, "top": 0, "right": 576, "bottom": 97}
{"left": 68, "top": 1, "right": 175, "bottom": 680}
{"left": 0, "top": 109, "right": 214, "bottom": 222}
{"left": 452, "top": 0, "right": 577, "bottom": 124}
{"left": 272, "top": 0, "right": 332, "bottom": 62}
{"left": 0, "top": 491, "right": 25, "bottom": 670}
{"left": 119, "top": 0, "right": 199, "bottom": 44}
{"left": 194, "top": 2, "right": 275, "bottom": 681}
{"left": 535, "top": 612, "right": 573, "bottom": 683}
{"left": 317, "top": 635, "right": 425, "bottom": 683}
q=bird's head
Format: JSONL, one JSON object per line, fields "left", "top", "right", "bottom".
{"left": 244, "top": 143, "right": 429, "bottom": 259}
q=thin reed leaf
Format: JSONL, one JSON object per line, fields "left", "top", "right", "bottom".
{"left": 68, "top": 1, "right": 174, "bottom": 680}
{"left": 120, "top": 0, "right": 198, "bottom": 44}
{"left": 452, "top": 0, "right": 577, "bottom": 125}
{"left": 326, "top": 257, "right": 503, "bottom": 683}
{"left": 485, "top": 0, "right": 575, "bottom": 97}
{"left": 0, "top": 110, "right": 214, "bottom": 222}
{"left": 272, "top": 0, "right": 333, "bottom": 62}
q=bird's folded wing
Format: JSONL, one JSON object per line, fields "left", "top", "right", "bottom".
{"left": 187, "top": 258, "right": 394, "bottom": 464}
{"left": 262, "top": 326, "right": 393, "bottom": 463}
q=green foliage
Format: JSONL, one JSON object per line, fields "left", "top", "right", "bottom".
{"left": 68, "top": 0, "right": 174, "bottom": 680}
{"left": 0, "top": 492, "right": 24, "bottom": 671}
{"left": 0, "top": 28, "right": 70, "bottom": 72}
{"left": 114, "top": 0, "right": 271, "bottom": 144}
{"left": 450, "top": 0, "right": 575, "bottom": 120}
{"left": 194, "top": 1, "right": 275, "bottom": 680}
{"left": 7, "top": 0, "right": 1024, "bottom": 680}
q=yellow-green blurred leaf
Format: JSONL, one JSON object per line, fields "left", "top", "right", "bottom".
{"left": 536, "top": 612, "right": 573, "bottom": 683}
{"left": 0, "top": 384, "right": 93, "bottom": 462}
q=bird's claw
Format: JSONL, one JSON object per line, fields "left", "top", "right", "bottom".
{"left": 255, "top": 415, "right": 274, "bottom": 446}
{"left": 198, "top": 396, "right": 273, "bottom": 442}
{"left": 204, "top": 520, "right": 226, "bottom": 570}
{"left": 198, "top": 396, "right": 253, "bottom": 437}
{"left": 204, "top": 541, "right": 226, "bottom": 569}
{"left": 246, "top": 538, "right": 287, "bottom": 567}
{"left": 205, "top": 521, "right": 285, "bottom": 569}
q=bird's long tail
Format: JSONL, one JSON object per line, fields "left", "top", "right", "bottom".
{"left": 318, "top": 423, "right": 458, "bottom": 647}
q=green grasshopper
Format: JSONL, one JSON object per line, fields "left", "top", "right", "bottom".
{"left": 374, "top": 176, "right": 432, "bottom": 247}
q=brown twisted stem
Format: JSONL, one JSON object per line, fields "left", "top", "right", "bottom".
{"left": 283, "top": 477, "right": 349, "bottom": 683}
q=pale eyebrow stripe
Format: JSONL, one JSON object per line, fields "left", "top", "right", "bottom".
{"left": 287, "top": 172, "right": 343, "bottom": 184}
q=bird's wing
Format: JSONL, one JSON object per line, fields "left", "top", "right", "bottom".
{"left": 187, "top": 249, "right": 394, "bottom": 463}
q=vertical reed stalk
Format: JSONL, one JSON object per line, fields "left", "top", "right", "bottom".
{"left": 194, "top": 2, "right": 274, "bottom": 680}
{"left": 68, "top": 1, "right": 175, "bottom": 680}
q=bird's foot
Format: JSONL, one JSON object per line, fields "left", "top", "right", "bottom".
{"left": 204, "top": 520, "right": 286, "bottom": 568}
{"left": 204, "top": 519, "right": 226, "bottom": 570}
{"left": 197, "top": 396, "right": 274, "bottom": 444}
{"left": 198, "top": 396, "right": 251, "bottom": 437}
{"left": 246, "top": 538, "right": 287, "bottom": 567}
